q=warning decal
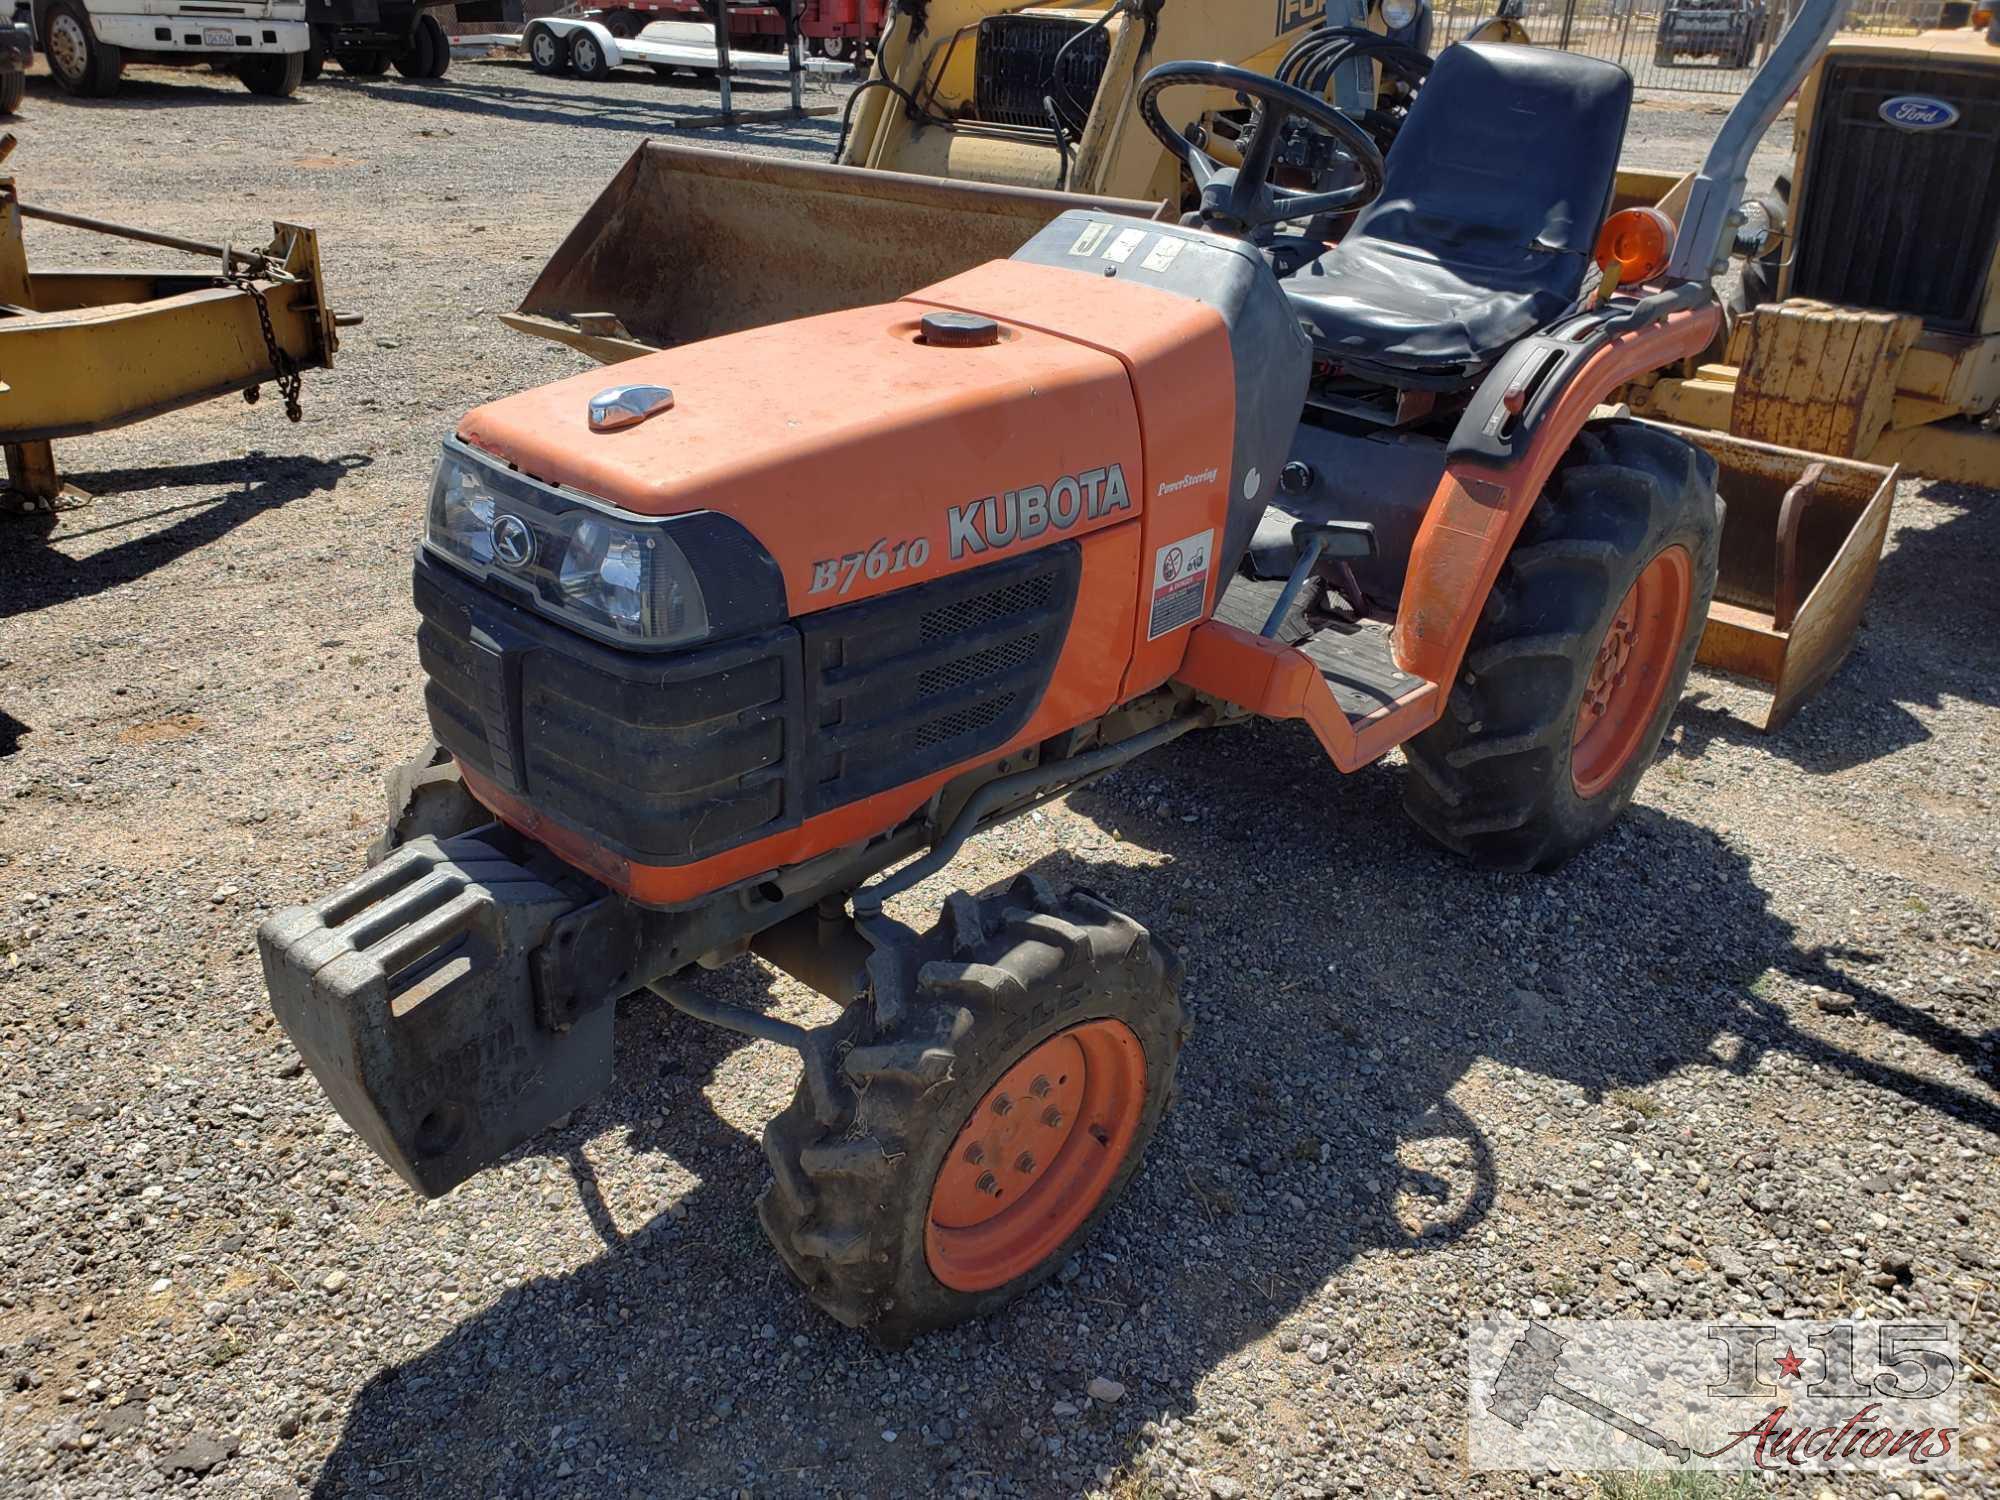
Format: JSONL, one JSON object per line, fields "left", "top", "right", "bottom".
{"left": 1146, "top": 528, "right": 1214, "bottom": 641}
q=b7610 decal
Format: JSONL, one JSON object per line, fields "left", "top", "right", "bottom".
{"left": 808, "top": 536, "right": 932, "bottom": 596}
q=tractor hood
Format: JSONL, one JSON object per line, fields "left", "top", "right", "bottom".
{"left": 458, "top": 297, "right": 1146, "bottom": 614}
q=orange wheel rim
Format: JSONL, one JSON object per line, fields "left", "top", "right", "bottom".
{"left": 925, "top": 1019, "right": 1147, "bottom": 1294}
{"left": 1571, "top": 545, "right": 1693, "bottom": 800}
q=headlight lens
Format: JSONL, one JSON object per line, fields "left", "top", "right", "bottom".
{"left": 429, "top": 454, "right": 498, "bottom": 565}
{"left": 424, "top": 444, "right": 709, "bottom": 648}
{"left": 1380, "top": 0, "right": 1422, "bottom": 29}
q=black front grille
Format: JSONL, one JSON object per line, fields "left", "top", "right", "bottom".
{"left": 973, "top": 15, "right": 1111, "bottom": 130}
{"left": 799, "top": 545, "right": 1080, "bottom": 812}
{"left": 414, "top": 556, "right": 806, "bottom": 867}
{"left": 413, "top": 545, "right": 1079, "bottom": 870}
{"left": 1792, "top": 58, "right": 2000, "bottom": 330}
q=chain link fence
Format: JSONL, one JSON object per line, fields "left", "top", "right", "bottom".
{"left": 1431, "top": 0, "right": 1950, "bottom": 93}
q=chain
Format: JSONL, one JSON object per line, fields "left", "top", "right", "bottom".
{"left": 227, "top": 272, "right": 304, "bottom": 423}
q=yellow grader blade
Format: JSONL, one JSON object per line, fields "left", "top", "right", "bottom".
{"left": 0, "top": 150, "right": 342, "bottom": 509}
{"left": 503, "top": 141, "right": 1168, "bottom": 364}
{"left": 1657, "top": 422, "right": 1899, "bottom": 733}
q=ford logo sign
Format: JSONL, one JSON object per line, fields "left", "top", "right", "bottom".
{"left": 1879, "top": 95, "right": 1959, "bottom": 131}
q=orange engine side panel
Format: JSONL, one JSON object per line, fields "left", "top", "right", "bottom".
{"left": 458, "top": 298, "right": 1145, "bottom": 616}
{"left": 461, "top": 522, "right": 1144, "bottom": 909}
{"left": 907, "top": 260, "right": 1238, "bottom": 700}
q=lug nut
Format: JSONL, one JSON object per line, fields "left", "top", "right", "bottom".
{"left": 1015, "top": 1152, "right": 1036, "bottom": 1174}
{"left": 1043, "top": 1107, "right": 1064, "bottom": 1129}
{"left": 1029, "top": 1075, "right": 1052, "bottom": 1098}
{"left": 976, "top": 1171, "right": 1000, "bottom": 1196}
{"left": 964, "top": 1142, "right": 985, "bottom": 1166}
{"left": 991, "top": 1093, "right": 1013, "bottom": 1117}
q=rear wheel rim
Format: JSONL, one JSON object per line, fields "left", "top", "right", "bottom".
{"left": 1571, "top": 544, "right": 1692, "bottom": 799}
{"left": 48, "top": 13, "right": 88, "bottom": 78}
{"left": 925, "top": 1019, "right": 1146, "bottom": 1293}
{"left": 530, "top": 30, "right": 556, "bottom": 67}
{"left": 574, "top": 37, "right": 598, "bottom": 70}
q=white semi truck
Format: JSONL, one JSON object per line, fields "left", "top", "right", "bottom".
{"left": 18, "top": 0, "right": 518, "bottom": 98}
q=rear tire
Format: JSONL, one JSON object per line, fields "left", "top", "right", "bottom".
{"left": 525, "top": 22, "right": 566, "bottom": 74}
{"left": 0, "top": 69, "right": 22, "bottom": 114}
{"left": 336, "top": 48, "right": 390, "bottom": 75}
{"left": 758, "top": 877, "right": 1185, "bottom": 1348}
{"left": 394, "top": 12, "right": 445, "bottom": 77}
{"left": 568, "top": 28, "right": 610, "bottom": 80}
{"left": 44, "top": 0, "right": 122, "bottom": 97}
{"left": 301, "top": 26, "right": 325, "bottom": 81}
{"left": 1401, "top": 419, "right": 1721, "bottom": 873}
{"left": 238, "top": 50, "right": 305, "bottom": 96}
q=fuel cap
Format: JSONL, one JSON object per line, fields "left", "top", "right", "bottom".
{"left": 920, "top": 311, "right": 1001, "bottom": 348}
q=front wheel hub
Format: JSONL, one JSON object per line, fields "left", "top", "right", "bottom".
{"left": 925, "top": 1018, "right": 1146, "bottom": 1293}
{"left": 1571, "top": 544, "right": 1693, "bottom": 799}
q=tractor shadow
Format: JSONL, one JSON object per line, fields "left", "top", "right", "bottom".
{"left": 0, "top": 451, "right": 370, "bottom": 620}
{"left": 1671, "top": 474, "right": 2000, "bottom": 773}
{"left": 308, "top": 715, "right": 1997, "bottom": 1498}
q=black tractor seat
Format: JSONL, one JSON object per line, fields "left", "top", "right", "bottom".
{"left": 1282, "top": 42, "right": 1634, "bottom": 385}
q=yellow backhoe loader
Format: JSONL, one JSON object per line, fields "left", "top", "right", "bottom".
{"left": 1623, "top": 18, "right": 2000, "bottom": 485}
{"left": 502, "top": 0, "right": 1438, "bottom": 359}
{"left": 0, "top": 136, "right": 344, "bottom": 513}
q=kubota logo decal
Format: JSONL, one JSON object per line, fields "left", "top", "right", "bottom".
{"left": 947, "top": 463, "right": 1133, "bottom": 561}
{"left": 1879, "top": 95, "right": 1959, "bottom": 131}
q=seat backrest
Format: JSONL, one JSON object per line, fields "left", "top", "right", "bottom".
{"left": 1348, "top": 42, "right": 1633, "bottom": 278}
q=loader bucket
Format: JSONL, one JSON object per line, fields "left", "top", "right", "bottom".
{"left": 1657, "top": 422, "right": 1899, "bottom": 733}
{"left": 503, "top": 141, "right": 1171, "bottom": 363}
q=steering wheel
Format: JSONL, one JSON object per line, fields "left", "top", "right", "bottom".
{"left": 1138, "top": 61, "right": 1387, "bottom": 238}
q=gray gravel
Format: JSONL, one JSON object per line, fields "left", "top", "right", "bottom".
{"left": 0, "top": 51, "right": 1994, "bottom": 1500}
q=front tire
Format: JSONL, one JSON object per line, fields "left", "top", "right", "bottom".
{"left": 238, "top": 50, "right": 305, "bottom": 96}
{"left": 44, "top": 0, "right": 122, "bottom": 97}
{"left": 1401, "top": 419, "right": 1721, "bottom": 873}
{"left": 525, "top": 22, "right": 566, "bottom": 74}
{"left": 758, "top": 877, "right": 1185, "bottom": 1348}
{"left": 0, "top": 69, "right": 22, "bottom": 114}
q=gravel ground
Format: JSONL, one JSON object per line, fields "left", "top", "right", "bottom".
{"left": 1, "top": 52, "right": 1994, "bottom": 1500}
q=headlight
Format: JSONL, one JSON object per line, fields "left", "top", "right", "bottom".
{"left": 1380, "top": 0, "right": 1422, "bottom": 31}
{"left": 424, "top": 441, "right": 709, "bottom": 648}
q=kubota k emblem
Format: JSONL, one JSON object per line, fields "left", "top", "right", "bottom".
{"left": 491, "top": 514, "right": 535, "bottom": 569}
{"left": 947, "top": 463, "right": 1133, "bottom": 560}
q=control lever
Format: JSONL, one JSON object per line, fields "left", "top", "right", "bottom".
{"left": 1260, "top": 521, "right": 1377, "bottom": 638}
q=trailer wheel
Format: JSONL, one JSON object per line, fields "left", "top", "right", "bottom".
{"left": 44, "top": 0, "right": 122, "bottom": 97}
{"left": 1401, "top": 419, "right": 1720, "bottom": 874}
{"left": 0, "top": 69, "right": 22, "bottom": 114}
{"left": 525, "top": 22, "right": 567, "bottom": 74}
{"left": 568, "top": 28, "right": 610, "bottom": 81}
{"left": 238, "top": 50, "right": 305, "bottom": 96}
{"left": 336, "top": 48, "right": 390, "bottom": 75}
{"left": 758, "top": 877, "right": 1185, "bottom": 1348}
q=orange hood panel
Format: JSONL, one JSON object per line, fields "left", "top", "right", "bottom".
{"left": 459, "top": 297, "right": 1145, "bottom": 613}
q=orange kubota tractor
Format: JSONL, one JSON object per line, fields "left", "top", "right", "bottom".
{"left": 261, "top": 1, "right": 1841, "bottom": 1345}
